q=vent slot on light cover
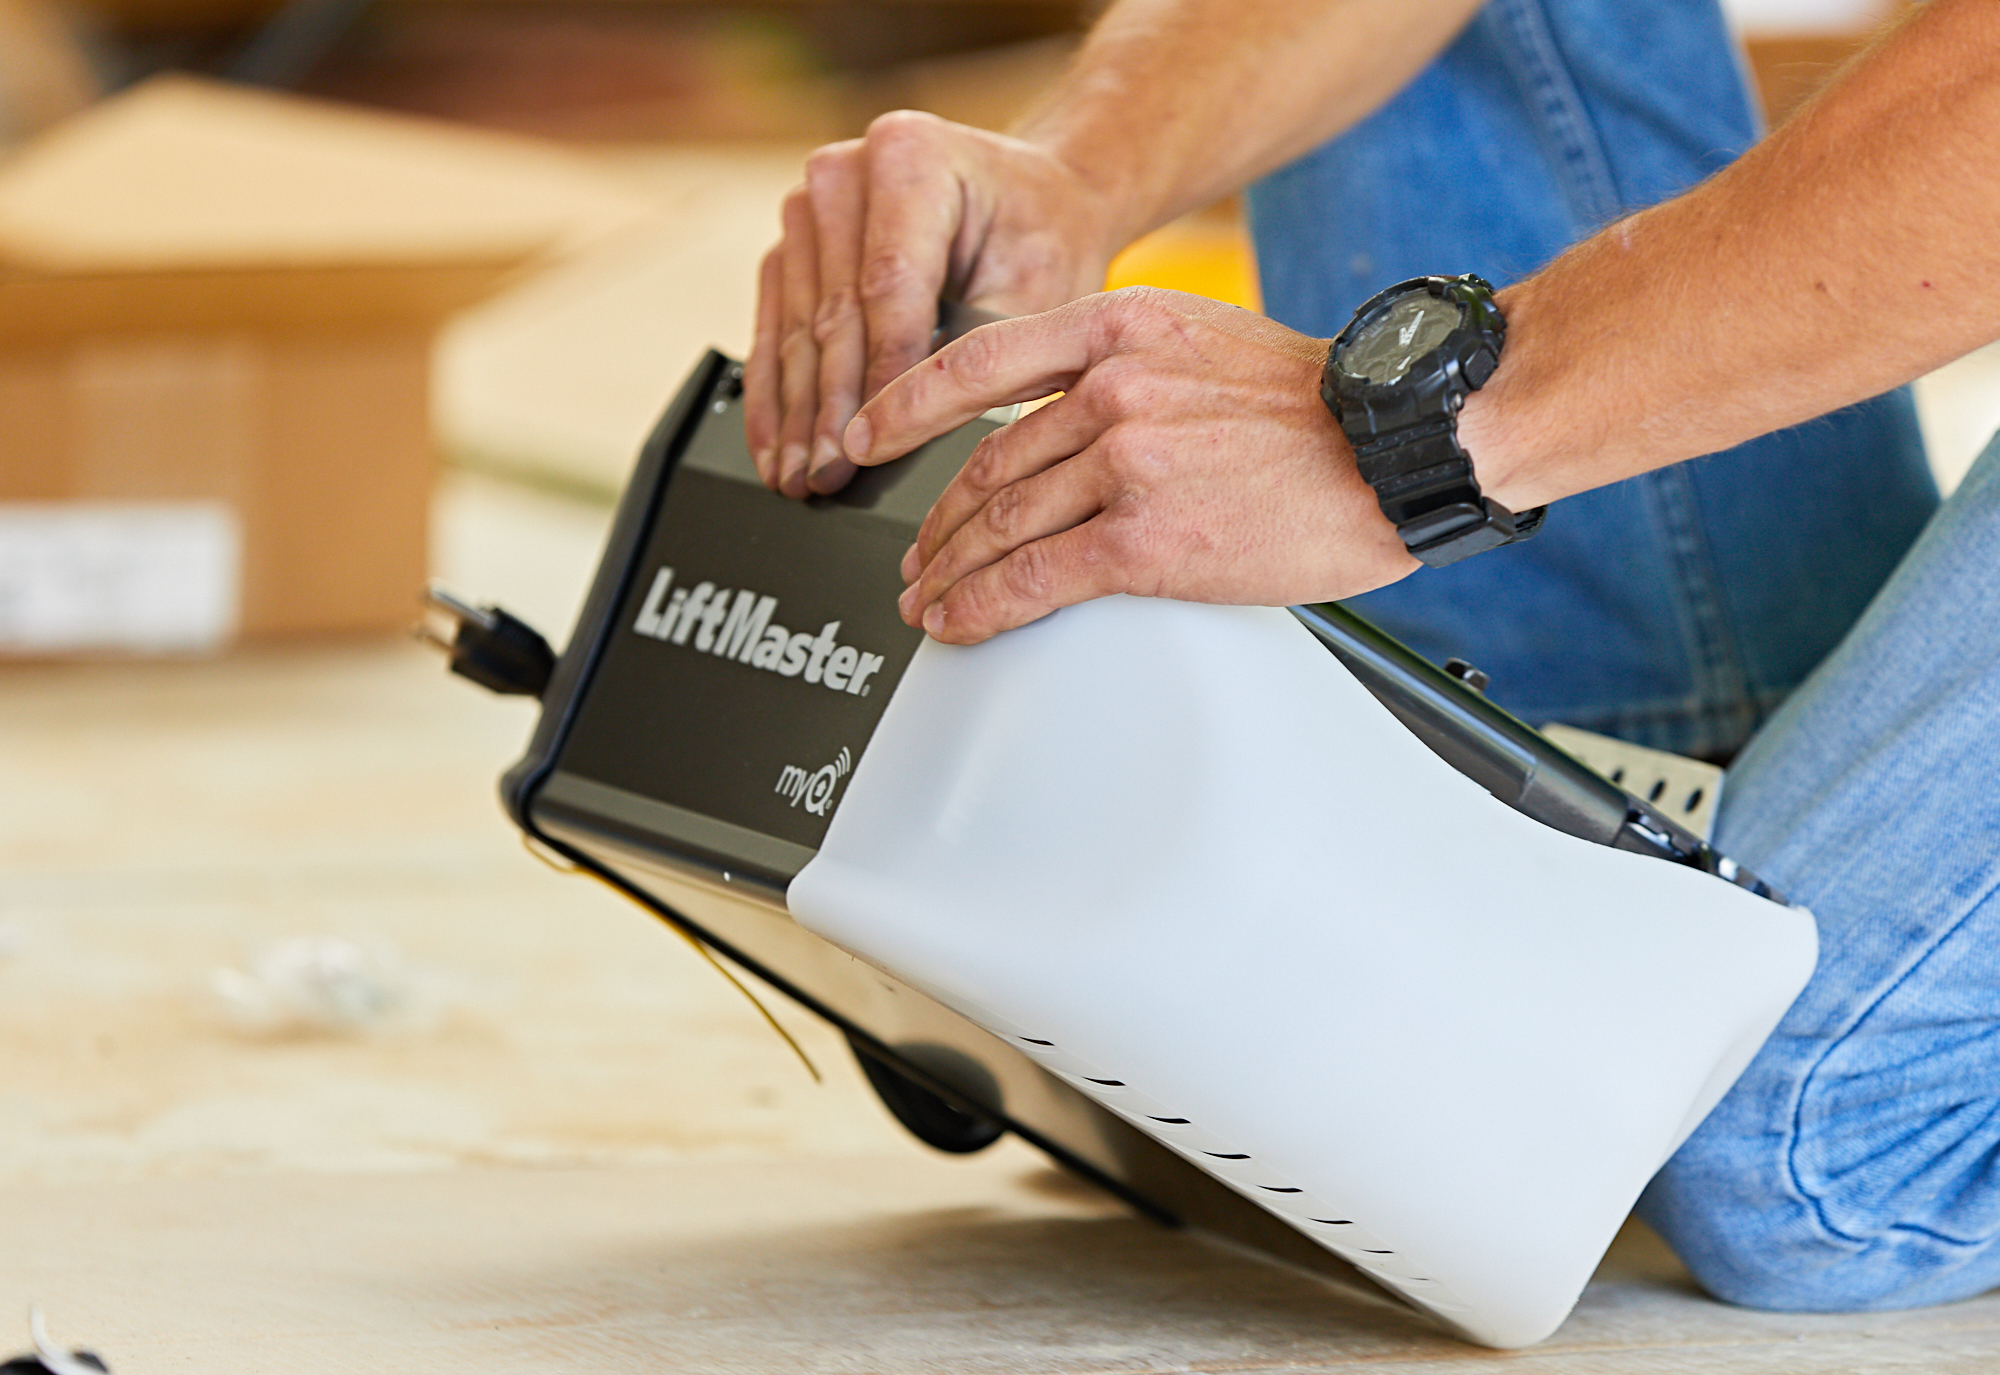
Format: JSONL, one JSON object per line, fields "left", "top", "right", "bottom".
{"left": 1008, "top": 1032, "right": 1473, "bottom": 1318}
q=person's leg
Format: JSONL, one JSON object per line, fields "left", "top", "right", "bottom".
{"left": 1247, "top": 0, "right": 1937, "bottom": 757}
{"left": 1639, "top": 432, "right": 2000, "bottom": 1310}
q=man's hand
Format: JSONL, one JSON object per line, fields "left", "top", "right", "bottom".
{"left": 740, "top": 0, "right": 1495, "bottom": 504}
{"left": 843, "top": 288, "right": 1419, "bottom": 644}
{"left": 743, "top": 112, "right": 1119, "bottom": 501}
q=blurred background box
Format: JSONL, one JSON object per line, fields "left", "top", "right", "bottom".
{"left": 1728, "top": 0, "right": 1911, "bottom": 126}
{"left": 0, "top": 74, "right": 653, "bottom": 648}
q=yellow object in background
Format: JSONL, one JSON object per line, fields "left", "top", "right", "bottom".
{"left": 1104, "top": 203, "right": 1261, "bottom": 311}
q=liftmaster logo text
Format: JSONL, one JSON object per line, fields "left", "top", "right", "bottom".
{"left": 630, "top": 566, "right": 886, "bottom": 696}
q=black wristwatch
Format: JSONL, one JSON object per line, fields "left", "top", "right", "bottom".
{"left": 1321, "top": 274, "right": 1545, "bottom": 568}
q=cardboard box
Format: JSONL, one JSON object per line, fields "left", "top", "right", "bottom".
{"left": 0, "top": 76, "right": 650, "bottom": 647}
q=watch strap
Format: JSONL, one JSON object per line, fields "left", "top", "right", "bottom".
{"left": 1349, "top": 422, "right": 1546, "bottom": 569}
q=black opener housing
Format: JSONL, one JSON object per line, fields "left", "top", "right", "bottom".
{"left": 481, "top": 340, "right": 1781, "bottom": 1273}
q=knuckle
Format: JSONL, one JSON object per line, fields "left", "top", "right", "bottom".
{"left": 1093, "top": 509, "right": 1151, "bottom": 568}
{"left": 960, "top": 434, "right": 1010, "bottom": 493}
{"left": 857, "top": 248, "right": 922, "bottom": 308}
{"left": 1108, "top": 283, "right": 1172, "bottom": 317}
{"left": 779, "top": 320, "right": 818, "bottom": 371}
{"left": 1084, "top": 360, "right": 1149, "bottom": 415}
{"left": 947, "top": 327, "right": 1004, "bottom": 387}
{"left": 866, "top": 108, "right": 941, "bottom": 151}
{"left": 811, "top": 286, "right": 862, "bottom": 346}
{"left": 803, "top": 140, "right": 859, "bottom": 185}
{"left": 977, "top": 481, "right": 1031, "bottom": 543}
{"left": 999, "top": 540, "right": 1058, "bottom": 605}
{"left": 1101, "top": 284, "right": 1176, "bottom": 341}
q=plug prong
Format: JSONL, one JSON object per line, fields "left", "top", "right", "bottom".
{"left": 424, "top": 582, "right": 498, "bottom": 633}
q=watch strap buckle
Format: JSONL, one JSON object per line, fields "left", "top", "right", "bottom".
{"left": 1404, "top": 497, "right": 1546, "bottom": 568}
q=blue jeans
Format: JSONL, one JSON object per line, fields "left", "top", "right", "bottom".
{"left": 1247, "top": 0, "right": 1938, "bottom": 758}
{"left": 1639, "top": 431, "right": 2000, "bottom": 1310}
{"left": 1250, "top": 0, "right": 2000, "bottom": 1312}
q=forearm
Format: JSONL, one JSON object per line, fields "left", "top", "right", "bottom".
{"left": 1013, "top": 0, "right": 1483, "bottom": 250}
{"left": 1466, "top": 0, "right": 2000, "bottom": 512}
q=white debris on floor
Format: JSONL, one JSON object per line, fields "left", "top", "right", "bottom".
{"left": 211, "top": 935, "right": 455, "bottom": 1038}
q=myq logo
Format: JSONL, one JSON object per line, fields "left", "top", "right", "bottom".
{"left": 777, "top": 747, "right": 852, "bottom": 817}
{"left": 631, "top": 566, "right": 886, "bottom": 696}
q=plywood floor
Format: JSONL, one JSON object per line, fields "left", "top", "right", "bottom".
{"left": 7, "top": 471, "right": 2000, "bottom": 1372}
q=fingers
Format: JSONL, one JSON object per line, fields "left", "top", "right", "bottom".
{"left": 774, "top": 187, "right": 822, "bottom": 499}
{"left": 917, "top": 518, "right": 1132, "bottom": 645}
{"left": 748, "top": 113, "right": 1112, "bottom": 500}
{"left": 744, "top": 244, "right": 785, "bottom": 487}
{"left": 901, "top": 392, "right": 1105, "bottom": 581}
{"left": 847, "top": 303, "right": 1109, "bottom": 468}
{"left": 804, "top": 142, "right": 868, "bottom": 495}
{"left": 898, "top": 438, "right": 1107, "bottom": 623}
{"left": 856, "top": 113, "right": 967, "bottom": 403}
{"left": 751, "top": 117, "right": 972, "bottom": 499}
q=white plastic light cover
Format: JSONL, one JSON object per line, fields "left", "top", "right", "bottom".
{"left": 789, "top": 596, "right": 1816, "bottom": 1347}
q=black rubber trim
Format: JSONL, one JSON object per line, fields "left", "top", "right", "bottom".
{"left": 499, "top": 351, "right": 730, "bottom": 831}
{"left": 1289, "top": 601, "right": 1630, "bottom": 847}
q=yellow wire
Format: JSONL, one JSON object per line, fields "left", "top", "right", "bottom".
{"left": 519, "top": 833, "right": 822, "bottom": 1083}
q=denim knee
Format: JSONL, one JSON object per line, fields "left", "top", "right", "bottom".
{"left": 1638, "top": 1185, "right": 1857, "bottom": 1312}
{"left": 1643, "top": 1161, "right": 2000, "bottom": 1314}
{"left": 1640, "top": 896, "right": 2000, "bottom": 1313}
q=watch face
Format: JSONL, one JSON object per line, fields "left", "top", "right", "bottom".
{"left": 1340, "top": 292, "right": 1464, "bottom": 386}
